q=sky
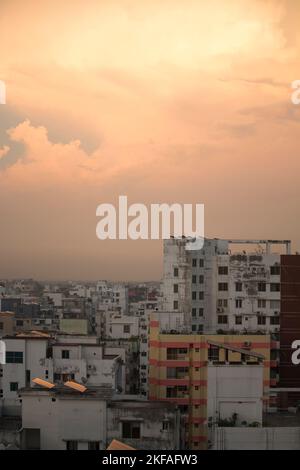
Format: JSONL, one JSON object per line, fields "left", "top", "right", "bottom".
{"left": 0, "top": 0, "right": 299, "bottom": 281}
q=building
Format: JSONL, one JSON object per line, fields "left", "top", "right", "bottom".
{"left": 0, "top": 332, "right": 51, "bottom": 416}
{"left": 148, "top": 315, "right": 270, "bottom": 449}
{"left": 0, "top": 312, "right": 15, "bottom": 337}
{"left": 52, "top": 335, "right": 124, "bottom": 391}
{"left": 19, "top": 383, "right": 181, "bottom": 450}
{"left": 162, "top": 238, "right": 291, "bottom": 335}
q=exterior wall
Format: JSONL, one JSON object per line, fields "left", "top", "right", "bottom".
{"left": 106, "top": 315, "right": 139, "bottom": 339}
{"left": 213, "top": 426, "right": 300, "bottom": 450}
{"left": 107, "top": 400, "right": 181, "bottom": 450}
{"left": 60, "top": 319, "right": 89, "bottom": 335}
{"left": 162, "top": 238, "right": 192, "bottom": 327}
{"left": 21, "top": 393, "right": 107, "bottom": 450}
{"left": 148, "top": 318, "right": 270, "bottom": 450}
{"left": 52, "top": 344, "right": 122, "bottom": 389}
{"left": 207, "top": 364, "right": 263, "bottom": 425}
{"left": 0, "top": 313, "right": 15, "bottom": 337}
{"left": 0, "top": 338, "right": 50, "bottom": 415}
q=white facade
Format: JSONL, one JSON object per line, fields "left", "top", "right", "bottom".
{"left": 0, "top": 336, "right": 52, "bottom": 416}
{"left": 52, "top": 336, "right": 124, "bottom": 391}
{"left": 207, "top": 364, "right": 264, "bottom": 426}
{"left": 163, "top": 238, "right": 289, "bottom": 334}
{"left": 20, "top": 388, "right": 180, "bottom": 450}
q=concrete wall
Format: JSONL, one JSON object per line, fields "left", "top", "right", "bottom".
{"left": 21, "top": 393, "right": 107, "bottom": 450}
{"left": 213, "top": 426, "right": 300, "bottom": 450}
{"left": 207, "top": 364, "right": 264, "bottom": 425}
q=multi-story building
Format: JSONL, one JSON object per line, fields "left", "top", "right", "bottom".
{"left": 163, "top": 238, "right": 291, "bottom": 335}
{"left": 0, "top": 331, "right": 52, "bottom": 416}
{"left": 148, "top": 315, "right": 270, "bottom": 450}
{"left": 52, "top": 335, "right": 124, "bottom": 391}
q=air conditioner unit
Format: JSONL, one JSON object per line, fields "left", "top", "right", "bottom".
{"left": 274, "top": 311, "right": 279, "bottom": 316}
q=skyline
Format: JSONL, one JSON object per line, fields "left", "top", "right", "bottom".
{"left": 0, "top": 0, "right": 300, "bottom": 280}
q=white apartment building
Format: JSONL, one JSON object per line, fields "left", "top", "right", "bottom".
{"left": 163, "top": 238, "right": 291, "bottom": 334}
{"left": 0, "top": 332, "right": 52, "bottom": 416}
{"left": 52, "top": 335, "right": 124, "bottom": 392}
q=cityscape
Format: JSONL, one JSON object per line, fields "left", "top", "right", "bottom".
{"left": 0, "top": 0, "right": 300, "bottom": 456}
{"left": 0, "top": 237, "right": 300, "bottom": 450}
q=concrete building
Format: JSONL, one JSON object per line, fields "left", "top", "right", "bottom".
{"left": 163, "top": 238, "right": 290, "bottom": 335}
{"left": 19, "top": 384, "right": 181, "bottom": 450}
{"left": 106, "top": 314, "right": 139, "bottom": 340}
{"left": 0, "top": 312, "right": 15, "bottom": 337}
{"left": 52, "top": 335, "right": 124, "bottom": 391}
{"left": 148, "top": 315, "right": 270, "bottom": 449}
{"left": 0, "top": 332, "right": 52, "bottom": 416}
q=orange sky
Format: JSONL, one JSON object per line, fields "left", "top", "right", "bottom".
{"left": 0, "top": 0, "right": 299, "bottom": 280}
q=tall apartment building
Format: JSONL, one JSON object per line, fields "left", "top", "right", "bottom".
{"left": 149, "top": 315, "right": 270, "bottom": 450}
{"left": 163, "top": 238, "right": 291, "bottom": 335}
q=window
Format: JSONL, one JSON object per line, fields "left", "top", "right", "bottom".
{"left": 208, "top": 346, "right": 219, "bottom": 361}
{"left": 192, "top": 292, "right": 197, "bottom": 300}
{"left": 123, "top": 324, "right": 131, "bottom": 334}
{"left": 6, "top": 351, "right": 23, "bottom": 364}
{"left": 192, "top": 275, "right": 197, "bottom": 284}
{"left": 192, "top": 308, "right": 196, "bottom": 317}
{"left": 174, "top": 267, "right": 179, "bottom": 277}
{"left": 199, "top": 308, "right": 204, "bottom": 317}
{"left": 258, "top": 282, "right": 266, "bottom": 292}
{"left": 270, "top": 316, "right": 280, "bottom": 325}
{"left": 61, "top": 350, "right": 70, "bottom": 359}
{"left": 270, "top": 283, "right": 280, "bottom": 292}
{"left": 235, "top": 316, "right": 242, "bottom": 325}
{"left": 218, "top": 299, "right": 228, "bottom": 308}
{"left": 0, "top": 322, "right": 3, "bottom": 330}
{"left": 199, "top": 275, "right": 204, "bottom": 284}
{"left": 199, "top": 259, "right": 204, "bottom": 268}
{"left": 199, "top": 291, "right": 204, "bottom": 300}
{"left": 16, "top": 320, "right": 23, "bottom": 327}
{"left": 173, "top": 300, "right": 178, "bottom": 310}
{"left": 167, "top": 367, "right": 188, "bottom": 378}
{"left": 192, "top": 259, "right": 197, "bottom": 267}
{"left": 10, "top": 382, "right": 18, "bottom": 392}
{"left": 167, "top": 348, "right": 187, "bottom": 360}
{"left": 122, "top": 422, "right": 141, "bottom": 439}
{"left": 258, "top": 299, "right": 266, "bottom": 308}
{"left": 235, "top": 299, "right": 242, "bottom": 309}
{"left": 218, "top": 315, "right": 228, "bottom": 324}
{"left": 218, "top": 283, "right": 228, "bottom": 291}
{"left": 218, "top": 266, "right": 228, "bottom": 275}
{"left": 235, "top": 282, "right": 242, "bottom": 292}
{"left": 173, "top": 284, "right": 178, "bottom": 293}
{"left": 270, "top": 266, "right": 280, "bottom": 275}
{"left": 88, "top": 442, "right": 100, "bottom": 450}
{"left": 257, "top": 316, "right": 266, "bottom": 325}
{"left": 162, "top": 421, "right": 170, "bottom": 431}
{"left": 66, "top": 441, "right": 78, "bottom": 450}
